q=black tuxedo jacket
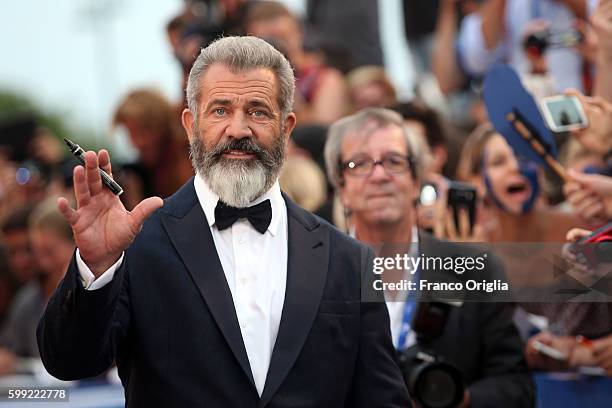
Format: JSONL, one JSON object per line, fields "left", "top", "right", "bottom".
{"left": 415, "top": 233, "right": 535, "bottom": 408}
{"left": 37, "top": 179, "right": 410, "bottom": 407}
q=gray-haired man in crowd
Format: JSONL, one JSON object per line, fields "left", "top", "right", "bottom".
{"left": 325, "top": 108, "right": 535, "bottom": 407}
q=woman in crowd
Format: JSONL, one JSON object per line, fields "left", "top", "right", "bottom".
{"left": 454, "top": 124, "right": 592, "bottom": 242}
{"left": 112, "top": 89, "right": 193, "bottom": 209}
{"left": 449, "top": 124, "right": 612, "bottom": 375}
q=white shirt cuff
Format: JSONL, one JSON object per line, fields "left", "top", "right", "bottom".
{"left": 76, "top": 249, "right": 124, "bottom": 291}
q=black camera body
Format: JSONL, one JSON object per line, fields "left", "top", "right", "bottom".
{"left": 523, "top": 28, "right": 582, "bottom": 56}
{"left": 398, "top": 347, "right": 464, "bottom": 408}
{"left": 397, "top": 302, "right": 465, "bottom": 408}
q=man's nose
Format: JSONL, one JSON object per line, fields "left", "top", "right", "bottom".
{"left": 368, "top": 162, "right": 392, "bottom": 182}
{"left": 226, "top": 111, "right": 253, "bottom": 139}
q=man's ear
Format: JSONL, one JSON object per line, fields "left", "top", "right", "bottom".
{"left": 283, "top": 112, "right": 297, "bottom": 146}
{"left": 181, "top": 108, "right": 195, "bottom": 139}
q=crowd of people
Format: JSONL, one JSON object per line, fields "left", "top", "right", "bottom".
{"left": 1, "top": 0, "right": 612, "bottom": 405}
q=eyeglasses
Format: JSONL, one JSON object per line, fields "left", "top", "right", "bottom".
{"left": 340, "top": 154, "right": 414, "bottom": 177}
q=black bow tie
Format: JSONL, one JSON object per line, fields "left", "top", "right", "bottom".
{"left": 214, "top": 199, "right": 272, "bottom": 234}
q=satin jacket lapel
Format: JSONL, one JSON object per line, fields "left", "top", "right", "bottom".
{"left": 259, "top": 196, "right": 329, "bottom": 407}
{"left": 160, "top": 179, "right": 256, "bottom": 391}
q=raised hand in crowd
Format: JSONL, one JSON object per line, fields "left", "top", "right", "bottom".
{"left": 563, "top": 169, "right": 612, "bottom": 224}
{"left": 564, "top": 89, "right": 612, "bottom": 155}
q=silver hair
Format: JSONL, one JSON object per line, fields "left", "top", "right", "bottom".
{"left": 324, "top": 108, "right": 423, "bottom": 190}
{"left": 186, "top": 36, "right": 295, "bottom": 120}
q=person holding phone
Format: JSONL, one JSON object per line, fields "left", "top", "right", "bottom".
{"left": 455, "top": 123, "right": 590, "bottom": 242}
{"left": 560, "top": 89, "right": 612, "bottom": 224}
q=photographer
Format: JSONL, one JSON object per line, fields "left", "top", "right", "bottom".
{"left": 325, "top": 109, "right": 534, "bottom": 407}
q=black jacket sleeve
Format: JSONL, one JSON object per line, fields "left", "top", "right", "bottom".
{"left": 37, "top": 253, "right": 131, "bottom": 380}
{"left": 467, "top": 252, "right": 535, "bottom": 408}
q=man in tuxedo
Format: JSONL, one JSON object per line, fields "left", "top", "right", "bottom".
{"left": 37, "top": 37, "right": 410, "bottom": 407}
{"left": 324, "top": 108, "right": 535, "bottom": 407}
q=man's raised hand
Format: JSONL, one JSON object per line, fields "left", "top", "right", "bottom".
{"left": 58, "top": 150, "right": 163, "bottom": 277}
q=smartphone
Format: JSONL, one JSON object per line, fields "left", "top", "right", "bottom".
{"left": 533, "top": 340, "right": 568, "bottom": 361}
{"left": 539, "top": 95, "right": 588, "bottom": 132}
{"left": 447, "top": 181, "right": 477, "bottom": 233}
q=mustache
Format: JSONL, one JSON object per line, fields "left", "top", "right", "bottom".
{"left": 207, "top": 137, "right": 266, "bottom": 160}
{"left": 365, "top": 184, "right": 398, "bottom": 196}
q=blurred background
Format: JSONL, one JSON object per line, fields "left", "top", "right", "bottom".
{"left": 1, "top": 0, "right": 612, "bottom": 407}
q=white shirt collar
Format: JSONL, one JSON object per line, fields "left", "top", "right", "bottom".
{"left": 193, "top": 173, "right": 284, "bottom": 236}
{"left": 409, "top": 225, "right": 419, "bottom": 256}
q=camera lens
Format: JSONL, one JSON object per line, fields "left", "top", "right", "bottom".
{"left": 408, "top": 361, "right": 464, "bottom": 408}
{"left": 415, "top": 367, "right": 459, "bottom": 407}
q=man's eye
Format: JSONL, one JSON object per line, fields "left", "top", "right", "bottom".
{"left": 215, "top": 108, "right": 226, "bottom": 116}
{"left": 251, "top": 110, "right": 265, "bottom": 117}
{"left": 351, "top": 159, "right": 368, "bottom": 168}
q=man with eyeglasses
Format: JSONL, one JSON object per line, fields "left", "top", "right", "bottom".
{"left": 324, "top": 108, "right": 535, "bottom": 407}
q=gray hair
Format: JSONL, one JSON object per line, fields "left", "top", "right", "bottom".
{"left": 186, "top": 36, "right": 295, "bottom": 120}
{"left": 324, "top": 108, "right": 423, "bottom": 190}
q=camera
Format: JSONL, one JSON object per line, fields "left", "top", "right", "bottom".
{"left": 397, "top": 302, "right": 465, "bottom": 408}
{"left": 523, "top": 28, "right": 582, "bottom": 56}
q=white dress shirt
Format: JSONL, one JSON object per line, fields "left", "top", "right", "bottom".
{"left": 385, "top": 226, "right": 419, "bottom": 350}
{"left": 77, "top": 174, "right": 288, "bottom": 396}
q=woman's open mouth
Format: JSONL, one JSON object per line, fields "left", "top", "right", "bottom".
{"left": 504, "top": 180, "right": 531, "bottom": 203}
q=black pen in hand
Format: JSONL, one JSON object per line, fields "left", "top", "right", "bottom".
{"left": 64, "top": 138, "right": 124, "bottom": 196}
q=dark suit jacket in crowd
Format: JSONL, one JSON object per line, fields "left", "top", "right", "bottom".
{"left": 37, "top": 178, "right": 410, "bottom": 407}
{"left": 413, "top": 233, "right": 535, "bottom": 408}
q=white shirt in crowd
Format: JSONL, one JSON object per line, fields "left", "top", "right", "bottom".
{"left": 77, "top": 174, "right": 288, "bottom": 396}
{"left": 385, "top": 226, "right": 419, "bottom": 350}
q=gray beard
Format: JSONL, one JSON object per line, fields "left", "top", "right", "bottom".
{"left": 189, "top": 127, "right": 285, "bottom": 208}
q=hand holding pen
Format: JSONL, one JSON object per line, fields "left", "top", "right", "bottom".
{"left": 64, "top": 138, "right": 124, "bottom": 195}
{"left": 57, "top": 143, "right": 163, "bottom": 277}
